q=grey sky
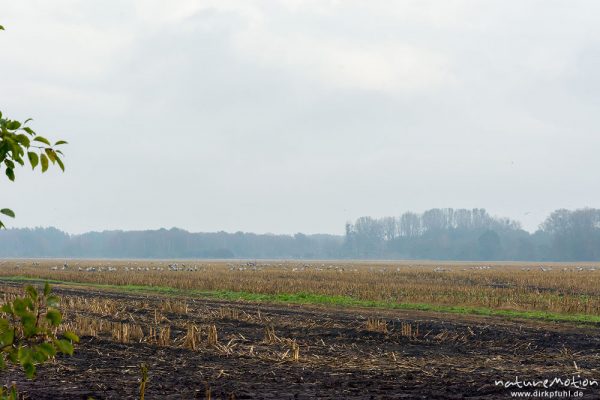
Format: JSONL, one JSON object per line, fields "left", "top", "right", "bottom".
{"left": 1, "top": 1, "right": 599, "bottom": 235}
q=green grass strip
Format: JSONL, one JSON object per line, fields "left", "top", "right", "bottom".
{"left": 1, "top": 275, "right": 600, "bottom": 325}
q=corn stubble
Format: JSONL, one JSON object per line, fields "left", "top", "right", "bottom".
{"left": 1, "top": 260, "right": 600, "bottom": 376}
{"left": 2, "top": 260, "right": 600, "bottom": 316}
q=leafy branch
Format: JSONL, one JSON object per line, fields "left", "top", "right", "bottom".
{"left": 0, "top": 112, "right": 67, "bottom": 228}
{"left": 0, "top": 282, "right": 79, "bottom": 379}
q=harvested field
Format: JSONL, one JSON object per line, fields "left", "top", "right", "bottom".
{"left": 1, "top": 278, "right": 600, "bottom": 399}
{"left": 1, "top": 260, "right": 600, "bottom": 399}
{"left": 2, "top": 260, "right": 600, "bottom": 317}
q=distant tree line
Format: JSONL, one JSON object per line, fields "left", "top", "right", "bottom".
{"left": 344, "top": 208, "right": 600, "bottom": 261}
{"left": 0, "top": 228, "right": 343, "bottom": 259}
{"left": 0, "top": 208, "right": 599, "bottom": 261}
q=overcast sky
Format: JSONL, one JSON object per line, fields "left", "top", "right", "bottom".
{"left": 1, "top": 1, "right": 599, "bottom": 235}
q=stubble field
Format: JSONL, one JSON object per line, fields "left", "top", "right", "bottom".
{"left": 1, "top": 260, "right": 599, "bottom": 399}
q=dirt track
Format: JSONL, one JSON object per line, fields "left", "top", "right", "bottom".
{"left": 2, "top": 284, "right": 600, "bottom": 399}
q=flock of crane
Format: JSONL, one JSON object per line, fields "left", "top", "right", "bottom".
{"left": 48, "top": 262, "right": 201, "bottom": 272}
{"left": 13, "top": 260, "right": 599, "bottom": 274}
{"left": 520, "top": 266, "right": 598, "bottom": 272}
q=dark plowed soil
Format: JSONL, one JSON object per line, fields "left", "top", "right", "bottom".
{"left": 1, "top": 284, "right": 600, "bottom": 399}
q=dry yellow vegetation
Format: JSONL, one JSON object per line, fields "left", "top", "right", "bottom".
{"left": 1, "top": 259, "right": 600, "bottom": 316}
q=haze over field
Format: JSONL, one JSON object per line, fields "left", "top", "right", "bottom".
{"left": 3, "top": 3, "right": 600, "bottom": 399}
{"left": 1, "top": 1, "right": 599, "bottom": 235}
{"left": 2, "top": 208, "right": 599, "bottom": 261}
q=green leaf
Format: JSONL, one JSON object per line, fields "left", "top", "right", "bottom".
{"left": 54, "top": 339, "right": 74, "bottom": 355}
{"left": 44, "top": 282, "right": 51, "bottom": 297}
{"left": 45, "top": 309, "right": 62, "bottom": 327}
{"left": 23, "top": 297, "right": 34, "bottom": 311}
{"left": 0, "top": 209, "right": 15, "bottom": 218}
{"left": 23, "top": 127, "right": 35, "bottom": 135}
{"left": 21, "top": 313, "right": 37, "bottom": 337}
{"left": 27, "top": 152, "right": 39, "bottom": 169}
{"left": 0, "top": 318, "right": 9, "bottom": 332}
{"left": 12, "top": 299, "right": 27, "bottom": 315}
{"left": 0, "top": 25, "right": 5, "bottom": 30}
{"left": 54, "top": 140, "right": 68, "bottom": 146}
{"left": 44, "top": 148, "right": 56, "bottom": 163}
{"left": 40, "top": 153, "right": 48, "bottom": 172}
{"left": 15, "top": 134, "right": 30, "bottom": 147}
{"left": 46, "top": 294, "right": 60, "bottom": 308}
{"left": 0, "top": 328, "right": 14, "bottom": 347}
{"left": 31, "top": 347, "right": 49, "bottom": 363}
{"left": 38, "top": 342, "right": 57, "bottom": 358}
{"left": 18, "top": 346, "right": 32, "bottom": 365}
{"left": 5, "top": 168, "right": 15, "bottom": 181}
{"left": 7, "top": 348, "right": 18, "bottom": 363}
{"left": 56, "top": 156, "right": 65, "bottom": 172}
{"left": 25, "top": 285, "right": 38, "bottom": 301}
{"left": 23, "top": 361, "right": 35, "bottom": 379}
{"left": 1, "top": 303, "right": 13, "bottom": 314}
{"left": 6, "top": 121, "right": 21, "bottom": 130}
{"left": 33, "top": 136, "right": 51, "bottom": 146}
{"left": 63, "top": 331, "right": 79, "bottom": 343}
